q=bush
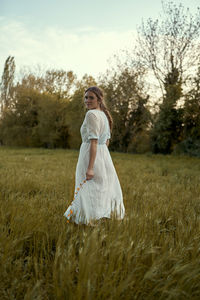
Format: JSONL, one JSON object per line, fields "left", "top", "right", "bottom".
{"left": 172, "top": 137, "right": 200, "bottom": 157}
{"left": 127, "top": 131, "right": 151, "bottom": 154}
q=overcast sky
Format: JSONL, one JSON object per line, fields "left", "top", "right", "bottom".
{"left": 0, "top": 0, "right": 199, "bottom": 80}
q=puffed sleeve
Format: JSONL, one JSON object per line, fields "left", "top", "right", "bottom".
{"left": 85, "top": 111, "right": 101, "bottom": 140}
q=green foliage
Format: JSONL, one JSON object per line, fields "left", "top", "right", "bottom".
{"left": 65, "top": 74, "right": 97, "bottom": 149}
{"left": 0, "top": 147, "right": 200, "bottom": 299}
{"left": 0, "top": 87, "right": 71, "bottom": 148}
{"left": 173, "top": 137, "right": 200, "bottom": 157}
{"left": 127, "top": 130, "right": 151, "bottom": 153}
{"left": 0, "top": 56, "right": 15, "bottom": 111}
{"left": 137, "top": 1, "right": 200, "bottom": 155}
{"left": 0, "top": 87, "right": 40, "bottom": 147}
{"left": 100, "top": 67, "right": 152, "bottom": 153}
{"left": 150, "top": 67, "right": 184, "bottom": 154}
{"left": 0, "top": 64, "right": 99, "bottom": 149}
{"left": 34, "top": 93, "right": 70, "bottom": 148}
{"left": 173, "top": 65, "right": 200, "bottom": 157}
{"left": 63, "top": 89, "right": 85, "bottom": 149}
{"left": 151, "top": 104, "right": 184, "bottom": 154}
{"left": 43, "top": 69, "right": 77, "bottom": 99}
{"left": 183, "top": 66, "right": 200, "bottom": 140}
{"left": 137, "top": 0, "right": 200, "bottom": 95}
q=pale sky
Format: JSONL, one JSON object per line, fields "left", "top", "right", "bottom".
{"left": 0, "top": 0, "right": 199, "bottom": 80}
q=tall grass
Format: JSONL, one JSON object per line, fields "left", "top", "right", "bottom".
{"left": 0, "top": 146, "right": 200, "bottom": 299}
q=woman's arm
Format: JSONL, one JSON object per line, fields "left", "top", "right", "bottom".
{"left": 106, "top": 139, "right": 109, "bottom": 147}
{"left": 86, "top": 139, "right": 98, "bottom": 180}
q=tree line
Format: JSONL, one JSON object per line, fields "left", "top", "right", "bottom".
{"left": 0, "top": 1, "right": 200, "bottom": 156}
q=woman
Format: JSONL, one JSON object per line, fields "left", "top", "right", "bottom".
{"left": 64, "top": 86, "right": 125, "bottom": 226}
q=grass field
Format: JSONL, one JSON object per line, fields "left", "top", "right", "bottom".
{"left": 0, "top": 146, "right": 200, "bottom": 300}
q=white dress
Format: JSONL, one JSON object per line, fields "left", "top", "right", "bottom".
{"left": 63, "top": 108, "right": 125, "bottom": 225}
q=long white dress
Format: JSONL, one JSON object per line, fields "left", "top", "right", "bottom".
{"left": 63, "top": 108, "right": 125, "bottom": 225}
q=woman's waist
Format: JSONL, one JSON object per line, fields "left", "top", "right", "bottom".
{"left": 82, "top": 141, "right": 107, "bottom": 145}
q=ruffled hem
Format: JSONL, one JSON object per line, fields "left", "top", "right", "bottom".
{"left": 63, "top": 203, "right": 125, "bottom": 225}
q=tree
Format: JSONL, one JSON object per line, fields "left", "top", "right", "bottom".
{"left": 150, "top": 65, "right": 184, "bottom": 154}
{"left": 0, "top": 84, "right": 71, "bottom": 148}
{"left": 0, "top": 87, "right": 40, "bottom": 147}
{"left": 35, "top": 92, "right": 70, "bottom": 148}
{"left": 0, "top": 56, "right": 15, "bottom": 112}
{"left": 172, "top": 66, "right": 200, "bottom": 157}
{"left": 66, "top": 74, "right": 97, "bottom": 149}
{"left": 100, "top": 64, "right": 152, "bottom": 153}
{"left": 137, "top": 0, "right": 200, "bottom": 96}
{"left": 136, "top": 0, "right": 200, "bottom": 154}
{"left": 44, "top": 69, "right": 77, "bottom": 99}
{"left": 18, "top": 67, "right": 77, "bottom": 99}
{"left": 183, "top": 65, "right": 200, "bottom": 139}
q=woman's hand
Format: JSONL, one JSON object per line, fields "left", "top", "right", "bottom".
{"left": 86, "top": 168, "right": 94, "bottom": 180}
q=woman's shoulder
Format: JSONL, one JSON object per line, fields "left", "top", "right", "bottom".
{"left": 85, "top": 109, "right": 103, "bottom": 118}
{"left": 85, "top": 109, "right": 105, "bottom": 126}
{"left": 85, "top": 109, "right": 98, "bottom": 122}
{"left": 86, "top": 109, "right": 101, "bottom": 114}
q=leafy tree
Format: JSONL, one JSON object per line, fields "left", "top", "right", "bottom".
{"left": 127, "top": 95, "right": 152, "bottom": 153}
{"left": 183, "top": 65, "right": 200, "bottom": 140}
{"left": 137, "top": 0, "right": 200, "bottom": 153}
{"left": 0, "top": 87, "right": 40, "bottom": 146}
{"left": 0, "top": 56, "right": 15, "bottom": 112}
{"left": 172, "top": 65, "right": 200, "bottom": 157}
{"left": 137, "top": 0, "right": 200, "bottom": 95}
{"left": 19, "top": 73, "right": 45, "bottom": 93}
{"left": 151, "top": 66, "right": 184, "bottom": 154}
{"left": 44, "top": 69, "right": 77, "bottom": 99}
{"left": 100, "top": 65, "right": 152, "bottom": 153}
{"left": 18, "top": 68, "right": 77, "bottom": 99}
{"left": 35, "top": 92, "right": 70, "bottom": 148}
{"left": 66, "top": 74, "right": 97, "bottom": 149}
{"left": 0, "top": 85, "right": 70, "bottom": 148}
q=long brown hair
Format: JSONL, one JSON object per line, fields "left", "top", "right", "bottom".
{"left": 84, "top": 86, "right": 113, "bottom": 133}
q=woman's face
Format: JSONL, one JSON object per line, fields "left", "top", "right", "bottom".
{"left": 84, "top": 91, "right": 100, "bottom": 110}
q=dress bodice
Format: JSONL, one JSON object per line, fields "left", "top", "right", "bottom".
{"left": 80, "top": 109, "right": 111, "bottom": 145}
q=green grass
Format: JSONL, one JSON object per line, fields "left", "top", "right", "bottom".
{"left": 0, "top": 146, "right": 200, "bottom": 299}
